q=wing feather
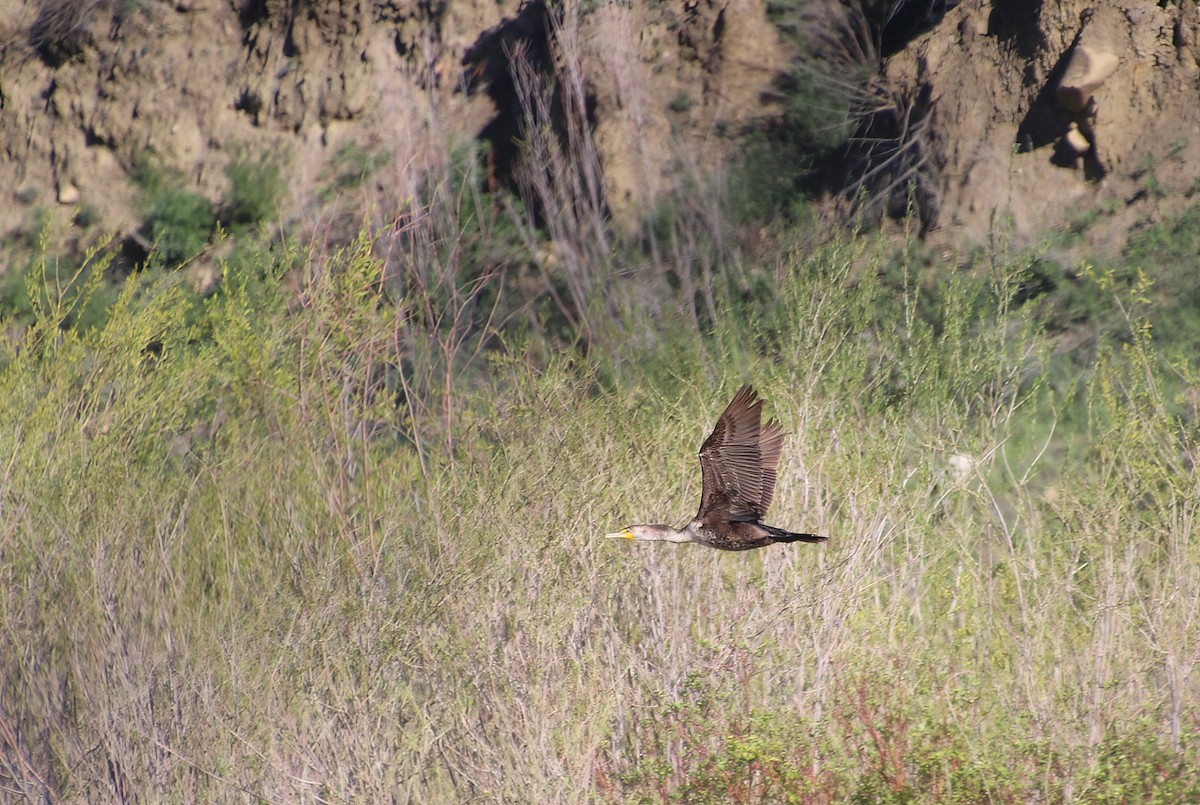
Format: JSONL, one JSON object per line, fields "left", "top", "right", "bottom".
{"left": 697, "top": 385, "right": 786, "bottom": 522}
{"left": 756, "top": 419, "right": 784, "bottom": 513}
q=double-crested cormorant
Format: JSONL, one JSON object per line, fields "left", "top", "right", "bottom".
{"left": 606, "top": 385, "right": 828, "bottom": 551}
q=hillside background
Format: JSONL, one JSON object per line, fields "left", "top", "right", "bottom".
{"left": 2, "top": 0, "right": 1198, "bottom": 266}
{"left": 3, "top": 0, "right": 1200, "bottom": 801}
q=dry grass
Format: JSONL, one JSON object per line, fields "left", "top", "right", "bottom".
{"left": 23, "top": 0, "right": 116, "bottom": 64}
{"left": 1, "top": 231, "right": 1198, "bottom": 802}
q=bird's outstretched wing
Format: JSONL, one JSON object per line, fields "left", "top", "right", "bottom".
{"left": 697, "top": 385, "right": 785, "bottom": 522}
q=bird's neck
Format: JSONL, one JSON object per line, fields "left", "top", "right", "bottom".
{"left": 646, "top": 524, "right": 693, "bottom": 543}
{"left": 683, "top": 519, "right": 707, "bottom": 542}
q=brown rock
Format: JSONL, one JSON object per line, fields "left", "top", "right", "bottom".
{"left": 57, "top": 182, "right": 80, "bottom": 205}
{"left": 1063, "top": 123, "right": 1090, "bottom": 155}
{"left": 1056, "top": 45, "right": 1119, "bottom": 112}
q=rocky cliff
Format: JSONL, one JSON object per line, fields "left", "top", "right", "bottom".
{"left": 874, "top": 1, "right": 1200, "bottom": 254}
{"left": 0, "top": 0, "right": 789, "bottom": 265}
{"left": 3, "top": 0, "right": 1199, "bottom": 268}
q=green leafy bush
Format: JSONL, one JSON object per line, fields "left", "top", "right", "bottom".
{"left": 143, "top": 186, "right": 215, "bottom": 266}
{"left": 224, "top": 154, "right": 283, "bottom": 228}
{"left": 3, "top": 225, "right": 1200, "bottom": 801}
{"left": 322, "top": 140, "right": 390, "bottom": 197}
{"left": 130, "top": 156, "right": 217, "bottom": 267}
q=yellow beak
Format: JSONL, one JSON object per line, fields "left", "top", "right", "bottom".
{"left": 605, "top": 529, "right": 634, "bottom": 540}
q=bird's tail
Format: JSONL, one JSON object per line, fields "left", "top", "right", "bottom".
{"left": 764, "top": 524, "right": 828, "bottom": 544}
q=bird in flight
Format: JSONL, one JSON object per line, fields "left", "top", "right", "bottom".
{"left": 606, "top": 385, "right": 827, "bottom": 551}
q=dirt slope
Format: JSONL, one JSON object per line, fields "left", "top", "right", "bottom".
{"left": 0, "top": 0, "right": 787, "bottom": 262}
{"left": 881, "top": 0, "right": 1200, "bottom": 254}
{"left": 3, "top": 0, "right": 1199, "bottom": 265}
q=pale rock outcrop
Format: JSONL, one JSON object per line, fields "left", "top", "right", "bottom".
{"left": 1056, "top": 45, "right": 1119, "bottom": 113}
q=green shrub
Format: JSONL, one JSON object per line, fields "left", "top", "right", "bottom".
{"left": 72, "top": 201, "right": 101, "bottom": 229}
{"left": 1084, "top": 728, "right": 1200, "bottom": 804}
{"left": 322, "top": 140, "right": 390, "bottom": 196}
{"left": 129, "top": 155, "right": 218, "bottom": 267}
{"left": 4, "top": 226, "right": 1200, "bottom": 801}
{"left": 3, "top": 207, "right": 52, "bottom": 252}
{"left": 143, "top": 186, "right": 215, "bottom": 266}
{"left": 224, "top": 154, "right": 283, "bottom": 229}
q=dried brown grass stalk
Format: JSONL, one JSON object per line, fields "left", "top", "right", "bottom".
{"left": 845, "top": 84, "right": 942, "bottom": 230}
{"left": 0, "top": 701, "right": 56, "bottom": 802}
{"left": 507, "top": 10, "right": 610, "bottom": 345}
{"left": 28, "top": 0, "right": 109, "bottom": 61}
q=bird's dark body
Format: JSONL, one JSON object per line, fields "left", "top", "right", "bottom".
{"left": 687, "top": 519, "right": 826, "bottom": 551}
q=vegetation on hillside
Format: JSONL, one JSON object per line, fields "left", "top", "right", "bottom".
{"left": 3, "top": 193, "right": 1200, "bottom": 799}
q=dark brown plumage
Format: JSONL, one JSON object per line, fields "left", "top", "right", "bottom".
{"left": 606, "top": 385, "right": 828, "bottom": 551}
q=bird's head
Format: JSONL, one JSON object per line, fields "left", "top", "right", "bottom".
{"left": 605, "top": 526, "right": 638, "bottom": 541}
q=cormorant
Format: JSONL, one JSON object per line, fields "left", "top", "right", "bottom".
{"left": 606, "top": 385, "right": 828, "bottom": 551}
